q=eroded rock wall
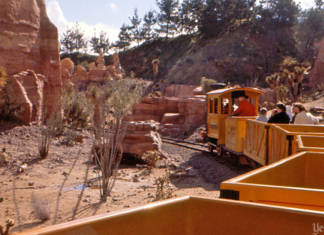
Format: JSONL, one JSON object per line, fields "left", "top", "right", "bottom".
{"left": 0, "top": 0, "right": 61, "bottom": 122}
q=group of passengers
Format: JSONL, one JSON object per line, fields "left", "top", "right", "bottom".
{"left": 256, "top": 102, "right": 319, "bottom": 124}
{"left": 233, "top": 95, "right": 319, "bottom": 124}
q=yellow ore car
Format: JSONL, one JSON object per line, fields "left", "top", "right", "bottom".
{"left": 206, "top": 87, "right": 263, "bottom": 156}
{"left": 16, "top": 196, "right": 324, "bottom": 235}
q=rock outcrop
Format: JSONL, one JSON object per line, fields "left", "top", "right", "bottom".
{"left": 123, "top": 121, "right": 161, "bottom": 156}
{"left": 70, "top": 52, "right": 124, "bottom": 86}
{"left": 125, "top": 85, "right": 207, "bottom": 138}
{"left": 310, "top": 38, "right": 324, "bottom": 88}
{"left": 14, "top": 70, "right": 44, "bottom": 123}
{"left": 6, "top": 77, "right": 33, "bottom": 124}
{"left": 61, "top": 58, "right": 74, "bottom": 85}
{"left": 0, "top": 0, "right": 62, "bottom": 122}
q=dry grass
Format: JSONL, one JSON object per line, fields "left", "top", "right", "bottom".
{"left": 30, "top": 193, "right": 50, "bottom": 222}
{"left": 154, "top": 172, "right": 173, "bottom": 201}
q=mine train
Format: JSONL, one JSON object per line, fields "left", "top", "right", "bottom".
{"left": 206, "top": 87, "right": 324, "bottom": 166}
{"left": 16, "top": 87, "right": 324, "bottom": 235}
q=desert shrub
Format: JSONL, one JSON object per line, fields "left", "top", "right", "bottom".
{"left": 62, "top": 87, "right": 90, "bottom": 129}
{"left": 201, "top": 77, "right": 217, "bottom": 93}
{"left": 0, "top": 68, "right": 16, "bottom": 122}
{"left": 154, "top": 173, "right": 173, "bottom": 201}
{"left": 39, "top": 113, "right": 63, "bottom": 159}
{"left": 30, "top": 193, "right": 50, "bottom": 222}
{"left": 0, "top": 219, "right": 14, "bottom": 235}
{"left": 90, "top": 78, "right": 144, "bottom": 202}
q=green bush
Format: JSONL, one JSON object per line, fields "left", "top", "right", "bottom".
{"left": 201, "top": 77, "right": 217, "bottom": 93}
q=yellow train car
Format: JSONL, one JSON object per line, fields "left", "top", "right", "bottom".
{"left": 269, "top": 124, "right": 324, "bottom": 163}
{"left": 297, "top": 135, "right": 324, "bottom": 152}
{"left": 244, "top": 120, "right": 272, "bottom": 165}
{"left": 220, "top": 152, "right": 324, "bottom": 212}
{"left": 206, "top": 87, "right": 263, "bottom": 156}
{"left": 16, "top": 196, "right": 324, "bottom": 235}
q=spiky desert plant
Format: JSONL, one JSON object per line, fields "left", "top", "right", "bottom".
{"left": 90, "top": 78, "right": 144, "bottom": 202}
{"left": 265, "top": 57, "right": 311, "bottom": 102}
{"left": 201, "top": 77, "right": 218, "bottom": 93}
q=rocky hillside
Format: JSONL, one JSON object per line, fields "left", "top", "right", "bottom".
{"left": 115, "top": 27, "right": 292, "bottom": 86}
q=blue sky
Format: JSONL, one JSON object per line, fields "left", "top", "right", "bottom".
{"left": 46, "top": 0, "right": 315, "bottom": 43}
{"left": 46, "top": 0, "right": 158, "bottom": 42}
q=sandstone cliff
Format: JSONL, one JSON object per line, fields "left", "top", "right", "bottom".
{"left": 0, "top": 0, "right": 61, "bottom": 122}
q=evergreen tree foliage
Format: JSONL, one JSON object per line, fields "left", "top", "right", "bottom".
{"left": 199, "top": 0, "right": 256, "bottom": 37}
{"left": 60, "top": 23, "right": 87, "bottom": 53}
{"left": 156, "top": 0, "right": 179, "bottom": 38}
{"left": 90, "top": 32, "right": 110, "bottom": 54}
{"left": 129, "top": 8, "right": 143, "bottom": 46}
{"left": 115, "top": 24, "right": 132, "bottom": 51}
{"left": 179, "top": 0, "right": 205, "bottom": 34}
{"left": 141, "top": 10, "right": 158, "bottom": 41}
{"left": 256, "top": 0, "right": 300, "bottom": 28}
{"left": 297, "top": 5, "right": 324, "bottom": 62}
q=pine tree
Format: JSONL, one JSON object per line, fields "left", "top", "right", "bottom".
{"left": 129, "top": 8, "right": 142, "bottom": 46}
{"left": 179, "top": 0, "right": 205, "bottom": 34}
{"left": 141, "top": 10, "right": 158, "bottom": 42}
{"left": 90, "top": 31, "right": 110, "bottom": 54}
{"left": 199, "top": 0, "right": 256, "bottom": 37}
{"left": 60, "top": 23, "right": 87, "bottom": 53}
{"left": 156, "top": 0, "right": 179, "bottom": 39}
{"left": 115, "top": 24, "right": 132, "bottom": 51}
{"left": 297, "top": 4, "right": 324, "bottom": 61}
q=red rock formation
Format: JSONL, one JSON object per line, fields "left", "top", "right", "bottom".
{"left": 123, "top": 121, "right": 161, "bottom": 156}
{"left": 14, "top": 70, "right": 44, "bottom": 123}
{"left": 125, "top": 85, "right": 207, "bottom": 138}
{"left": 310, "top": 38, "right": 324, "bottom": 87}
{"left": 164, "top": 84, "right": 197, "bottom": 98}
{"left": 6, "top": 77, "right": 32, "bottom": 124}
{"left": 74, "top": 65, "right": 88, "bottom": 81}
{"left": 61, "top": 58, "right": 74, "bottom": 85}
{"left": 0, "top": 0, "right": 62, "bottom": 121}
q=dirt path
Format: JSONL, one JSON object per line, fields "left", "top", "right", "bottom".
{"left": 0, "top": 124, "right": 245, "bottom": 233}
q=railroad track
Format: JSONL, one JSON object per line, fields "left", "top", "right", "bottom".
{"left": 161, "top": 137, "right": 209, "bottom": 152}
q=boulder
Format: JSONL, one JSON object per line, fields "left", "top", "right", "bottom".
{"left": 193, "top": 86, "right": 205, "bottom": 96}
{"left": 123, "top": 121, "right": 162, "bottom": 156}
{"left": 74, "top": 65, "right": 88, "bottom": 81}
{"left": 161, "top": 113, "right": 185, "bottom": 125}
{"left": 14, "top": 70, "right": 44, "bottom": 123}
{"left": 159, "top": 124, "right": 185, "bottom": 138}
{"left": 0, "top": 0, "right": 62, "bottom": 121}
{"left": 178, "top": 97, "right": 206, "bottom": 130}
{"left": 61, "top": 58, "right": 74, "bottom": 85}
{"left": 6, "top": 77, "right": 32, "bottom": 124}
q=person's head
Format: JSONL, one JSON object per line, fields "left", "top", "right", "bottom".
{"left": 292, "top": 103, "right": 306, "bottom": 113}
{"left": 260, "top": 107, "right": 267, "bottom": 115}
{"left": 238, "top": 95, "right": 249, "bottom": 102}
{"left": 276, "top": 103, "right": 286, "bottom": 113}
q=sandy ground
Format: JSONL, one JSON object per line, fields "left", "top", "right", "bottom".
{"left": 0, "top": 124, "right": 246, "bottom": 233}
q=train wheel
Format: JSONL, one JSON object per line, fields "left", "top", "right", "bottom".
{"left": 216, "top": 146, "right": 223, "bottom": 157}
{"left": 208, "top": 144, "right": 214, "bottom": 153}
{"left": 239, "top": 156, "right": 249, "bottom": 166}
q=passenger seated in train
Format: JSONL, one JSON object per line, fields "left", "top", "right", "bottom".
{"left": 291, "top": 103, "right": 319, "bottom": 124}
{"left": 256, "top": 107, "right": 268, "bottom": 122}
{"left": 232, "top": 95, "right": 256, "bottom": 116}
{"left": 267, "top": 103, "right": 290, "bottom": 124}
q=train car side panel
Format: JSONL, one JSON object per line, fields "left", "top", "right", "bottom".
{"left": 243, "top": 120, "right": 271, "bottom": 165}
{"left": 225, "top": 117, "right": 256, "bottom": 153}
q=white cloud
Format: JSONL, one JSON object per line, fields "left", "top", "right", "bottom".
{"left": 46, "top": 0, "right": 119, "bottom": 43}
